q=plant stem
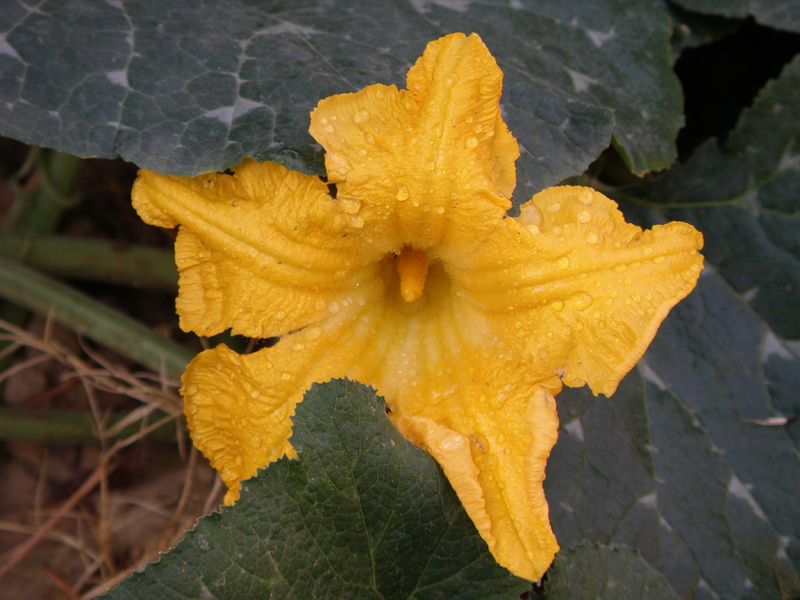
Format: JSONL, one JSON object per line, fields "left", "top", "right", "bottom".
{"left": 0, "top": 407, "right": 176, "bottom": 443}
{"left": 0, "top": 258, "right": 192, "bottom": 379}
{"left": 0, "top": 235, "right": 177, "bottom": 292}
{"left": 3, "top": 150, "right": 83, "bottom": 233}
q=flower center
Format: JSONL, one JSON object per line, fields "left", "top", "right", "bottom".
{"left": 395, "top": 245, "right": 429, "bottom": 302}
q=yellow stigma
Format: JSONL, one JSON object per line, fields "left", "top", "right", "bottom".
{"left": 396, "top": 246, "right": 429, "bottom": 302}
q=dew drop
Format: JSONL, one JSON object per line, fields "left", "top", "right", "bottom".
{"left": 474, "top": 123, "right": 484, "bottom": 133}
{"left": 527, "top": 224, "right": 540, "bottom": 235}
{"left": 556, "top": 256, "right": 570, "bottom": 270}
{"left": 551, "top": 299, "right": 565, "bottom": 311}
{"left": 643, "top": 247, "right": 653, "bottom": 256}
{"left": 252, "top": 435, "right": 263, "bottom": 449}
{"left": 366, "top": 133, "right": 375, "bottom": 144}
{"left": 293, "top": 342, "right": 305, "bottom": 351}
{"left": 307, "top": 326, "right": 322, "bottom": 340}
{"left": 185, "top": 385, "right": 199, "bottom": 396}
{"left": 323, "top": 124, "right": 334, "bottom": 133}
{"left": 341, "top": 198, "right": 361, "bottom": 214}
{"left": 578, "top": 190, "right": 593, "bottom": 205}
{"left": 585, "top": 231, "right": 599, "bottom": 244}
{"left": 275, "top": 310, "right": 285, "bottom": 319}
{"left": 353, "top": 108, "right": 369, "bottom": 124}
{"left": 349, "top": 215, "right": 365, "bottom": 228}
{"left": 328, "top": 301, "right": 340, "bottom": 313}
{"left": 548, "top": 202, "right": 562, "bottom": 212}
{"left": 654, "top": 256, "right": 665, "bottom": 263}
{"left": 280, "top": 372, "right": 292, "bottom": 381}
{"left": 249, "top": 389, "right": 260, "bottom": 399}
{"left": 444, "top": 72, "right": 459, "bottom": 87}
{"left": 396, "top": 186, "right": 409, "bottom": 201}
{"left": 577, "top": 210, "right": 592, "bottom": 223}
{"left": 411, "top": 198, "right": 420, "bottom": 207}
{"left": 464, "top": 136, "right": 478, "bottom": 149}
{"left": 434, "top": 206, "right": 445, "bottom": 214}
{"left": 319, "top": 117, "right": 328, "bottom": 125}
{"left": 572, "top": 292, "right": 594, "bottom": 310}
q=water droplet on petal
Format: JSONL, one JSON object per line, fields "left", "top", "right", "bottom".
{"left": 341, "top": 198, "right": 361, "bottom": 214}
{"left": 249, "top": 389, "right": 259, "bottom": 399}
{"left": 349, "top": 215, "right": 365, "bottom": 228}
{"left": 307, "top": 326, "right": 322, "bottom": 340}
{"left": 465, "top": 136, "right": 478, "bottom": 149}
{"left": 275, "top": 310, "right": 285, "bottom": 319}
{"left": 557, "top": 256, "right": 570, "bottom": 270}
{"left": 585, "top": 231, "right": 599, "bottom": 244}
{"left": 323, "top": 124, "right": 334, "bottom": 133}
{"left": 552, "top": 299, "right": 565, "bottom": 311}
{"left": 396, "top": 186, "right": 409, "bottom": 201}
{"left": 654, "top": 256, "right": 665, "bottom": 264}
{"left": 366, "top": 133, "right": 375, "bottom": 144}
{"left": 579, "top": 190, "right": 593, "bottom": 205}
{"left": 577, "top": 210, "right": 592, "bottom": 223}
{"left": 353, "top": 108, "right": 369, "bottom": 123}
{"left": 445, "top": 72, "right": 459, "bottom": 86}
{"left": 474, "top": 123, "right": 484, "bottom": 133}
{"left": 572, "top": 292, "right": 593, "bottom": 311}
{"left": 328, "top": 301, "right": 340, "bottom": 313}
{"left": 643, "top": 247, "right": 653, "bottom": 256}
{"left": 280, "top": 372, "right": 292, "bottom": 381}
{"left": 434, "top": 206, "right": 445, "bottom": 214}
{"left": 548, "top": 202, "right": 562, "bottom": 212}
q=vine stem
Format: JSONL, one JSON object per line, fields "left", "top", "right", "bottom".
{"left": 0, "top": 258, "right": 192, "bottom": 379}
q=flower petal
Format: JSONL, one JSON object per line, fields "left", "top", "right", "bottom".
{"left": 132, "top": 159, "right": 379, "bottom": 337}
{"left": 388, "top": 355, "right": 560, "bottom": 582}
{"left": 309, "top": 33, "right": 518, "bottom": 251}
{"left": 184, "top": 278, "right": 383, "bottom": 505}
{"left": 458, "top": 185, "right": 703, "bottom": 397}
{"left": 337, "top": 259, "right": 560, "bottom": 580}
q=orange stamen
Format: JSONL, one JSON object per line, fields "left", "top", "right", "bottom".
{"left": 396, "top": 246, "right": 429, "bottom": 302}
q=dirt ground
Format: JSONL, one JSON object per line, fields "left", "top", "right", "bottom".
{"left": 0, "top": 138, "right": 224, "bottom": 599}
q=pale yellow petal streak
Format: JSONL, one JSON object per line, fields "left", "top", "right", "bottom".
{"left": 309, "top": 33, "right": 519, "bottom": 251}
{"left": 133, "top": 160, "right": 379, "bottom": 337}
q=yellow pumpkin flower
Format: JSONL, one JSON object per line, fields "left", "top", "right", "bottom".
{"left": 132, "top": 33, "right": 703, "bottom": 581}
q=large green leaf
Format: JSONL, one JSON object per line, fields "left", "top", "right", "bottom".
{"left": 1, "top": 0, "right": 681, "bottom": 197}
{"left": 543, "top": 543, "right": 679, "bottom": 599}
{"left": 101, "top": 379, "right": 530, "bottom": 600}
{"left": 672, "top": 0, "right": 800, "bottom": 33}
{"left": 544, "top": 53, "right": 800, "bottom": 600}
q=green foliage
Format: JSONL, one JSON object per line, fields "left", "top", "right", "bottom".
{"left": 1, "top": 0, "right": 681, "bottom": 198}
{"left": 543, "top": 543, "right": 679, "bottom": 599}
{"left": 1, "top": 1, "right": 798, "bottom": 599}
{"left": 545, "top": 50, "right": 800, "bottom": 600}
{"left": 672, "top": 0, "right": 800, "bottom": 32}
{"left": 101, "top": 380, "right": 531, "bottom": 600}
